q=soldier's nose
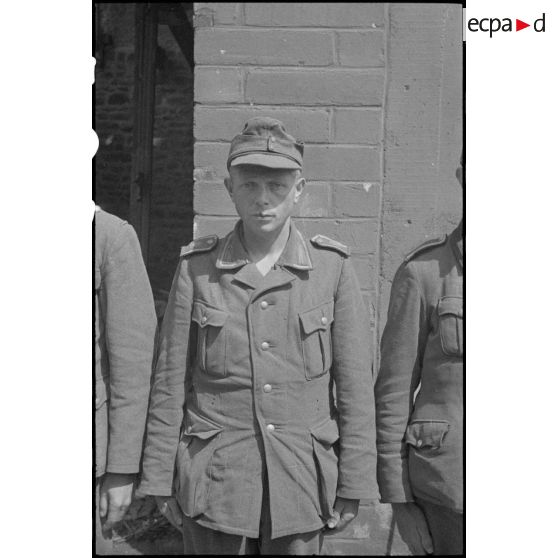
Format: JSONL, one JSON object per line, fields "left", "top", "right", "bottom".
{"left": 255, "top": 193, "right": 270, "bottom": 207}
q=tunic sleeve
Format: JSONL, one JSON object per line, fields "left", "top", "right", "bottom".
{"left": 375, "top": 261, "right": 427, "bottom": 503}
{"left": 103, "top": 222, "right": 157, "bottom": 474}
{"left": 332, "top": 257, "right": 378, "bottom": 500}
{"left": 139, "top": 258, "right": 194, "bottom": 496}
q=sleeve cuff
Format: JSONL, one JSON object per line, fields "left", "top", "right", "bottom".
{"left": 137, "top": 481, "right": 173, "bottom": 498}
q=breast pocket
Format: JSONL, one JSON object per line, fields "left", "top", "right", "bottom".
{"left": 192, "top": 301, "right": 228, "bottom": 376}
{"left": 438, "top": 296, "right": 463, "bottom": 357}
{"left": 299, "top": 300, "right": 334, "bottom": 380}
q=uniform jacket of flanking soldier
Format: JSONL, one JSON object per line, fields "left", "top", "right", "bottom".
{"left": 95, "top": 208, "right": 157, "bottom": 477}
{"left": 139, "top": 220, "right": 377, "bottom": 539}
{"left": 375, "top": 222, "right": 463, "bottom": 512}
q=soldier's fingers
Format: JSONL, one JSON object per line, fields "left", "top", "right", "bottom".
{"left": 163, "top": 499, "right": 183, "bottom": 530}
{"left": 161, "top": 508, "right": 180, "bottom": 530}
{"left": 416, "top": 524, "right": 434, "bottom": 554}
{"left": 99, "top": 489, "right": 108, "bottom": 518}
{"left": 106, "top": 502, "right": 128, "bottom": 526}
{"left": 326, "top": 510, "right": 340, "bottom": 529}
{"left": 336, "top": 511, "right": 356, "bottom": 530}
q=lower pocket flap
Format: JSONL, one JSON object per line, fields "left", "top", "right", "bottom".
{"left": 95, "top": 379, "right": 108, "bottom": 409}
{"left": 438, "top": 296, "right": 463, "bottom": 318}
{"left": 184, "top": 409, "right": 224, "bottom": 439}
{"left": 310, "top": 418, "right": 339, "bottom": 445}
{"left": 192, "top": 301, "right": 228, "bottom": 328}
{"left": 405, "top": 420, "right": 450, "bottom": 449}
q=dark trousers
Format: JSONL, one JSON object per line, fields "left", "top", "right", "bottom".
{"left": 182, "top": 519, "right": 323, "bottom": 555}
{"left": 182, "top": 477, "right": 323, "bottom": 555}
{"left": 416, "top": 499, "right": 463, "bottom": 555}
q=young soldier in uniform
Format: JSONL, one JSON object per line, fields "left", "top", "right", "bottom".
{"left": 375, "top": 154, "right": 464, "bottom": 555}
{"left": 138, "top": 117, "right": 377, "bottom": 554}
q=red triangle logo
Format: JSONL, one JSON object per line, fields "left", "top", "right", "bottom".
{"left": 516, "top": 19, "right": 530, "bottom": 31}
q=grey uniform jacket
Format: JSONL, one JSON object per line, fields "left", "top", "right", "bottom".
{"left": 95, "top": 208, "right": 157, "bottom": 477}
{"left": 139, "top": 220, "right": 377, "bottom": 539}
{"left": 375, "top": 222, "right": 463, "bottom": 512}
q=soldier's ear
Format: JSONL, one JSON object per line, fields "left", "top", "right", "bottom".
{"left": 456, "top": 165, "right": 463, "bottom": 188}
{"left": 456, "top": 150, "right": 463, "bottom": 188}
{"left": 293, "top": 175, "right": 306, "bottom": 204}
{"left": 224, "top": 176, "right": 234, "bottom": 198}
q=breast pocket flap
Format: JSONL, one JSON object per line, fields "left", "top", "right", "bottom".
{"left": 192, "top": 301, "right": 228, "bottom": 328}
{"left": 405, "top": 420, "right": 450, "bottom": 449}
{"left": 299, "top": 300, "right": 334, "bottom": 335}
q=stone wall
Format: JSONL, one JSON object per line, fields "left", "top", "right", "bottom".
{"left": 192, "top": 3, "right": 462, "bottom": 554}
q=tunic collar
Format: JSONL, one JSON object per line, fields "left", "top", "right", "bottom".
{"left": 215, "top": 220, "right": 313, "bottom": 271}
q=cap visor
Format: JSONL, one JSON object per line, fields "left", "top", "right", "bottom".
{"left": 230, "top": 153, "right": 301, "bottom": 170}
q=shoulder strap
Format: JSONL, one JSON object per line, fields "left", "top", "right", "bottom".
{"left": 404, "top": 235, "right": 447, "bottom": 263}
{"left": 310, "top": 234, "right": 350, "bottom": 257}
{"left": 180, "top": 235, "right": 219, "bottom": 258}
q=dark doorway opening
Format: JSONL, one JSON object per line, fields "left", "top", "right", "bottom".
{"left": 94, "top": 2, "right": 194, "bottom": 315}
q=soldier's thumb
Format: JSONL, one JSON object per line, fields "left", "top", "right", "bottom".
{"left": 417, "top": 524, "right": 434, "bottom": 554}
{"left": 99, "top": 490, "right": 108, "bottom": 518}
{"left": 326, "top": 510, "right": 340, "bottom": 529}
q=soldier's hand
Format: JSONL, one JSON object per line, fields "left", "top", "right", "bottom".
{"left": 99, "top": 473, "right": 136, "bottom": 538}
{"left": 325, "top": 497, "right": 360, "bottom": 531}
{"left": 155, "top": 495, "right": 183, "bottom": 531}
{"left": 392, "top": 502, "right": 434, "bottom": 554}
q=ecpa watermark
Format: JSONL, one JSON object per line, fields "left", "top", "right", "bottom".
{"left": 466, "top": 12, "right": 546, "bottom": 38}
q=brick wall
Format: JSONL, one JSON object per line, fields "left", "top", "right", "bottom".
{"left": 95, "top": 3, "right": 194, "bottom": 295}
{"left": 193, "top": 3, "right": 462, "bottom": 554}
{"left": 193, "top": 2, "right": 462, "bottom": 354}
{"left": 193, "top": 2, "right": 386, "bottom": 338}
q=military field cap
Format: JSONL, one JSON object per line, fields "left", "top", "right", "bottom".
{"left": 227, "top": 117, "right": 304, "bottom": 170}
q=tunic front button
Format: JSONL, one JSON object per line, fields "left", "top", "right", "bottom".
{"left": 260, "top": 300, "right": 268, "bottom": 309}
{"left": 95, "top": 397, "right": 100, "bottom": 406}
{"left": 261, "top": 341, "right": 270, "bottom": 350}
{"left": 266, "top": 424, "right": 275, "bottom": 432}
{"left": 263, "top": 384, "right": 272, "bottom": 393}
{"left": 416, "top": 440, "right": 423, "bottom": 448}
{"left": 201, "top": 316, "right": 207, "bottom": 324}
{"left": 321, "top": 316, "right": 328, "bottom": 325}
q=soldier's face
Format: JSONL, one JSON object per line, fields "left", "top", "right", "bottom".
{"left": 225, "top": 165, "right": 305, "bottom": 239}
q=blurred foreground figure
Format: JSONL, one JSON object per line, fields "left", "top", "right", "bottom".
{"left": 94, "top": 207, "right": 157, "bottom": 554}
{"left": 375, "top": 154, "right": 464, "bottom": 555}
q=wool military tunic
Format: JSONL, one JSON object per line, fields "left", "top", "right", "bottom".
{"left": 139, "top": 220, "right": 377, "bottom": 539}
{"left": 95, "top": 208, "right": 157, "bottom": 478}
{"left": 375, "top": 222, "right": 463, "bottom": 512}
